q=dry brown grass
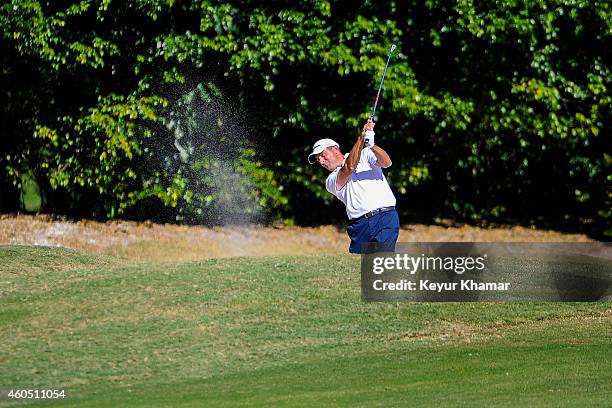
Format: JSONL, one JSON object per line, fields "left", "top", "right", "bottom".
{"left": 396, "top": 309, "right": 612, "bottom": 344}
{"left": 0, "top": 214, "right": 593, "bottom": 262}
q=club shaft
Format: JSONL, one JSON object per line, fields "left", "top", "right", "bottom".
{"left": 371, "top": 47, "right": 396, "bottom": 119}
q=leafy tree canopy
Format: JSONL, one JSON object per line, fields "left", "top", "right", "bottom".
{"left": 1, "top": 0, "right": 610, "bottom": 234}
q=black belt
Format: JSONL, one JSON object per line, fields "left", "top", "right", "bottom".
{"left": 350, "top": 206, "right": 395, "bottom": 223}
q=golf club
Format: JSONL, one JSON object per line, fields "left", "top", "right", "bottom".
{"left": 370, "top": 44, "right": 397, "bottom": 120}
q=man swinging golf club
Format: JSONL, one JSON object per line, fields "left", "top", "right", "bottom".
{"left": 308, "top": 45, "right": 399, "bottom": 253}
{"left": 308, "top": 118, "right": 399, "bottom": 253}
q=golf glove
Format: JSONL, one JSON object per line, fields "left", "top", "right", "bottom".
{"left": 364, "top": 130, "right": 375, "bottom": 148}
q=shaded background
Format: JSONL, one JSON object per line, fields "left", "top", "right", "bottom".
{"left": 1, "top": 1, "right": 610, "bottom": 237}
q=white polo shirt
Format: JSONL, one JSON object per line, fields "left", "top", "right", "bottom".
{"left": 325, "top": 148, "right": 396, "bottom": 220}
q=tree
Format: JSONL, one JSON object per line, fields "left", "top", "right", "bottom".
{"left": 1, "top": 1, "right": 609, "bottom": 233}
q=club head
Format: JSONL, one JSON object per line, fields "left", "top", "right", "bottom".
{"left": 390, "top": 44, "right": 397, "bottom": 52}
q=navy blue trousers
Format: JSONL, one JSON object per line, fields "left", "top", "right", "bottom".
{"left": 346, "top": 210, "right": 399, "bottom": 254}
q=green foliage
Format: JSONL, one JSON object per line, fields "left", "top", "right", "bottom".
{"left": 0, "top": 0, "right": 609, "bottom": 230}
{"left": 32, "top": 94, "right": 167, "bottom": 218}
{"left": 236, "top": 148, "right": 288, "bottom": 211}
{"left": 19, "top": 171, "right": 43, "bottom": 212}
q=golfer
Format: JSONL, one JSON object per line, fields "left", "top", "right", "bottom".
{"left": 308, "top": 119, "right": 399, "bottom": 253}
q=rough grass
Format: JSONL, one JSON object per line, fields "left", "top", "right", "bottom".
{"left": 0, "top": 245, "right": 610, "bottom": 407}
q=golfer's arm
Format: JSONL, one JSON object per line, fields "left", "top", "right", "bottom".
{"left": 336, "top": 132, "right": 366, "bottom": 190}
{"left": 371, "top": 145, "right": 392, "bottom": 168}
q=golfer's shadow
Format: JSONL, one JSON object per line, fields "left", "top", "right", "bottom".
{"left": 552, "top": 253, "right": 611, "bottom": 301}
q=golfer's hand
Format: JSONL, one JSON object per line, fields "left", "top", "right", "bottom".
{"left": 363, "top": 119, "right": 375, "bottom": 148}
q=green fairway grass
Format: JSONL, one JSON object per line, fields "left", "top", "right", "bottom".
{"left": 0, "top": 246, "right": 610, "bottom": 407}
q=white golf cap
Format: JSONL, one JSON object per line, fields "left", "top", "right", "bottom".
{"left": 308, "top": 138, "right": 339, "bottom": 164}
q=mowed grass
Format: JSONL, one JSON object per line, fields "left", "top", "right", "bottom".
{"left": 0, "top": 245, "right": 610, "bottom": 407}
